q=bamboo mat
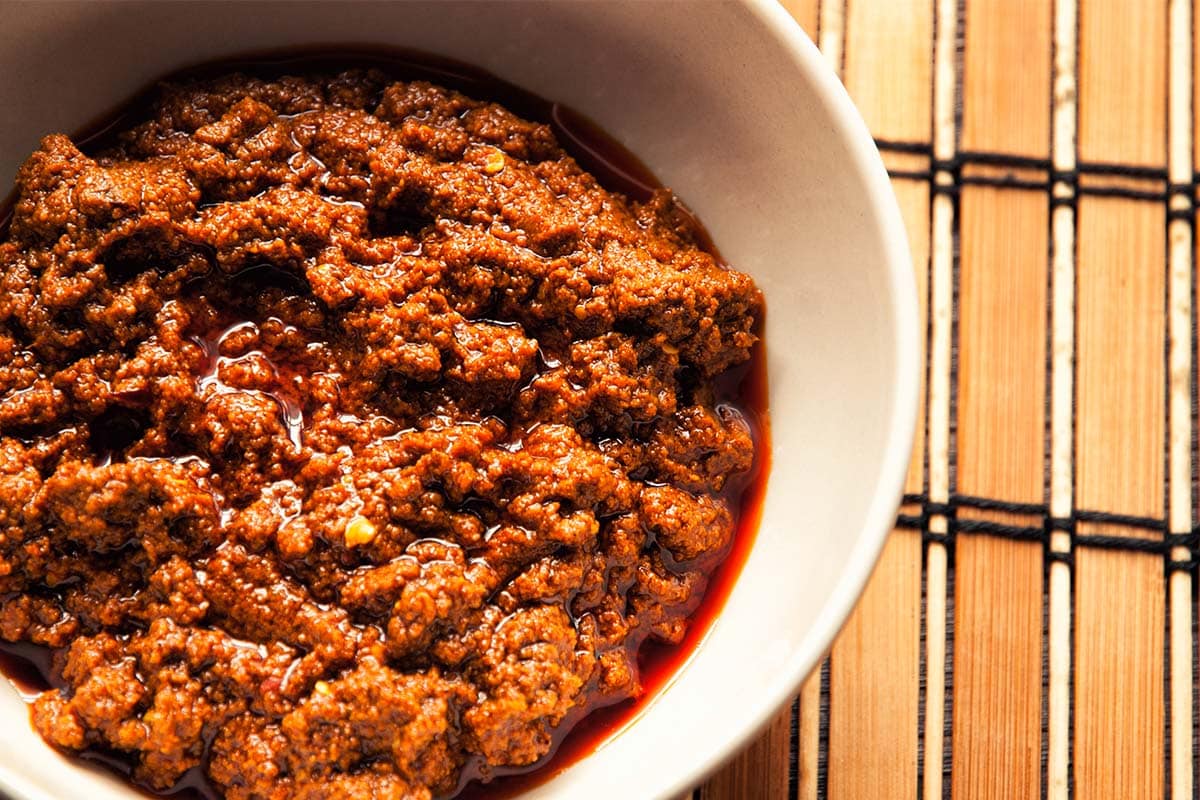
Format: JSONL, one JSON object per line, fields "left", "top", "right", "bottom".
{"left": 691, "top": 0, "right": 1197, "bottom": 798}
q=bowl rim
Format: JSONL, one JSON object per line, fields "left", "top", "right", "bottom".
{"left": 649, "top": 0, "right": 920, "bottom": 794}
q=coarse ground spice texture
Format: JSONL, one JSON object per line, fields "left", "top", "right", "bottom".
{"left": 0, "top": 70, "right": 762, "bottom": 799}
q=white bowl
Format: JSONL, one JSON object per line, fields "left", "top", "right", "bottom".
{"left": 0, "top": 2, "right": 917, "bottom": 798}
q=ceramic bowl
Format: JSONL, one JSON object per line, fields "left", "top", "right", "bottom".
{"left": 0, "top": 2, "right": 917, "bottom": 798}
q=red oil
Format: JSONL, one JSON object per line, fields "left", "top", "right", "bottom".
{"left": 0, "top": 47, "right": 771, "bottom": 799}
{"left": 0, "top": 639, "right": 57, "bottom": 703}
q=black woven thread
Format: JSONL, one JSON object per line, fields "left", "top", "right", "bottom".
{"left": 1167, "top": 130, "right": 1185, "bottom": 792}
{"left": 788, "top": 695, "right": 800, "bottom": 800}
{"left": 1194, "top": 123, "right": 1200, "bottom": 546}
{"left": 1194, "top": 163, "right": 1200, "bottom": 800}
{"left": 1040, "top": 40, "right": 1055, "bottom": 788}
{"left": 1066, "top": 535, "right": 1077, "bottom": 798}
{"left": 915, "top": 547, "right": 930, "bottom": 799}
{"left": 835, "top": 0, "right": 848, "bottom": 80}
{"left": 942, "top": 559, "right": 957, "bottom": 796}
{"left": 817, "top": 658, "right": 830, "bottom": 799}
{"left": 890, "top": 167, "right": 1171, "bottom": 201}
{"left": 879, "top": 140, "right": 1175, "bottom": 180}
{"left": 941, "top": 5, "right": 965, "bottom": 791}
{"left": 1191, "top": 31, "right": 1199, "bottom": 795}
{"left": 888, "top": 169, "right": 935, "bottom": 182}
{"left": 1161, "top": 41, "right": 1171, "bottom": 791}
{"left": 895, "top": 492, "right": 1200, "bottom": 573}
{"left": 1067, "top": 10, "right": 1080, "bottom": 793}
{"left": 1194, "top": 588, "right": 1199, "bottom": 794}
{"left": 874, "top": 137, "right": 932, "bottom": 154}
{"left": 879, "top": 141, "right": 1180, "bottom": 203}
{"left": 1040, "top": 564, "right": 1051, "bottom": 800}
{"left": 1078, "top": 160, "right": 1167, "bottom": 179}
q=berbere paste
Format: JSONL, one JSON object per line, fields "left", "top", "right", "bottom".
{"left": 0, "top": 67, "right": 764, "bottom": 799}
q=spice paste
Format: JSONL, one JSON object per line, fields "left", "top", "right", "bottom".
{"left": 0, "top": 68, "right": 764, "bottom": 799}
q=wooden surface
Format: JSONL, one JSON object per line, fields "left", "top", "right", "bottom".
{"left": 691, "top": 1, "right": 1199, "bottom": 798}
